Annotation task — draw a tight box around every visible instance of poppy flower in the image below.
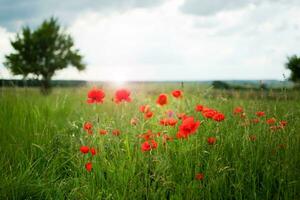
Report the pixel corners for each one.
[162,134,173,145]
[99,129,107,135]
[266,118,276,125]
[195,173,204,181]
[280,120,287,127]
[156,94,168,106]
[90,148,96,156]
[249,135,257,141]
[177,117,200,138]
[168,118,178,126]
[172,90,183,98]
[114,89,131,103]
[130,118,138,125]
[160,118,169,126]
[251,118,260,124]
[177,113,187,120]
[144,111,154,119]
[80,146,89,154]
[233,107,243,114]
[256,111,265,117]
[139,105,150,113]
[85,162,92,172]
[195,105,204,112]
[138,130,155,141]
[83,122,92,131]
[212,113,225,122]
[202,109,217,119]
[141,140,158,151]
[87,88,105,104]
[207,137,217,145]
[141,141,151,151]
[112,129,121,136]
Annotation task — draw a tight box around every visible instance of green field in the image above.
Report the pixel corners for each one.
[0,84,299,200]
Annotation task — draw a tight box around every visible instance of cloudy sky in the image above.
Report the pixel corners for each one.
[0,0,299,81]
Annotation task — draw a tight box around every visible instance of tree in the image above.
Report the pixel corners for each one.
[4,17,85,93]
[285,55,300,84]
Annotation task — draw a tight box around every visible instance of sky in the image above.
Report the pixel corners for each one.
[0,0,299,81]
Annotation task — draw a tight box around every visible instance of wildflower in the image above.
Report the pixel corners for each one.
[139,105,150,113]
[112,129,121,136]
[141,140,158,152]
[162,134,173,145]
[138,130,155,141]
[233,107,243,114]
[87,88,105,104]
[249,135,257,141]
[160,118,169,126]
[80,146,89,154]
[90,148,96,156]
[195,173,204,181]
[212,112,225,122]
[172,90,183,98]
[207,137,217,145]
[177,117,200,138]
[202,109,217,119]
[114,89,131,103]
[165,110,175,118]
[144,111,153,119]
[156,94,168,106]
[280,120,287,127]
[251,118,260,124]
[168,118,178,126]
[177,113,187,120]
[99,129,107,135]
[256,111,265,117]
[130,118,138,125]
[195,105,204,112]
[266,118,276,125]
[83,122,92,131]
[85,162,92,172]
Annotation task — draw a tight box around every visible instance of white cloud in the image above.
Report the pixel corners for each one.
[1,0,299,81]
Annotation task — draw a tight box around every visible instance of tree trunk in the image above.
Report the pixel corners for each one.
[41,75,51,95]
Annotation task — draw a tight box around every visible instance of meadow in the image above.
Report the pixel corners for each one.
[0,83,299,200]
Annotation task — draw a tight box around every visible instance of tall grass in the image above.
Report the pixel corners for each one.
[0,84,299,199]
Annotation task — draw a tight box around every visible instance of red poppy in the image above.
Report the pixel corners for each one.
[251,118,260,124]
[138,130,155,141]
[195,173,204,181]
[233,107,243,114]
[139,105,150,113]
[212,112,225,122]
[112,129,121,136]
[280,120,287,127]
[256,111,265,117]
[87,88,105,104]
[99,129,107,135]
[80,146,89,154]
[83,122,92,131]
[90,148,96,156]
[168,118,178,126]
[177,113,187,120]
[266,118,276,125]
[249,135,257,141]
[172,90,183,98]
[177,117,200,138]
[202,109,217,119]
[162,134,174,145]
[150,140,158,149]
[114,89,131,103]
[207,137,217,145]
[160,118,169,126]
[156,94,168,106]
[195,105,204,112]
[130,118,138,125]
[85,162,92,172]
[144,111,154,119]
[141,141,151,151]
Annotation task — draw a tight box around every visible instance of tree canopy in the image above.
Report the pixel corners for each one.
[4,17,85,93]
[285,55,300,83]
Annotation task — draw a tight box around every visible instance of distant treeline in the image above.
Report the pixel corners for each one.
[211,80,293,90]
[0,79,87,87]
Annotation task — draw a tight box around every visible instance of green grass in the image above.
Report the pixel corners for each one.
[0,84,299,199]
